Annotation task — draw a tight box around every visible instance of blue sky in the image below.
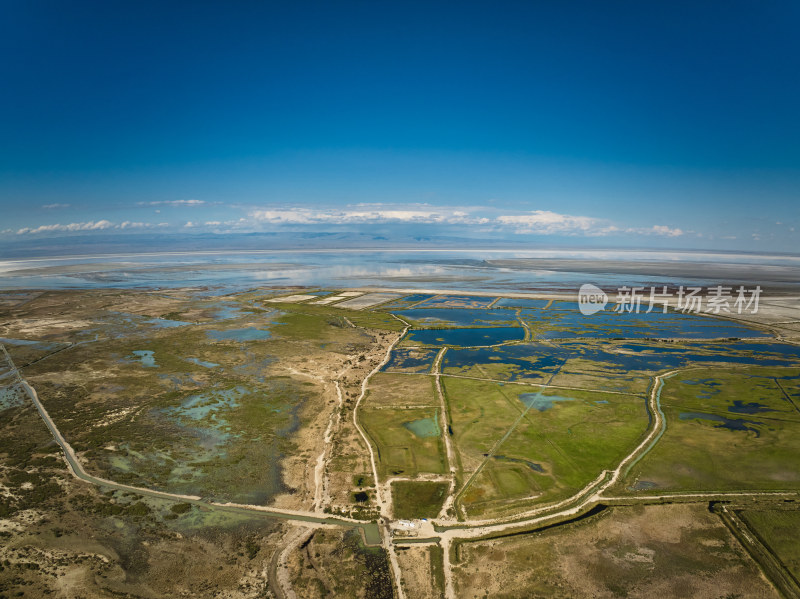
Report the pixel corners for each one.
[1,1,798,252]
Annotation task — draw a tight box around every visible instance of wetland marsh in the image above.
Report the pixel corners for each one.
[2,282,799,599]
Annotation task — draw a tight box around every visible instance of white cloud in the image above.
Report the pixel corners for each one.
[16,220,114,235]
[249,207,488,225]
[138,199,206,206]
[14,220,172,235]
[41,203,71,209]
[496,210,602,235]
[246,206,689,238]
[633,225,684,237]
[117,221,152,229]
[249,210,315,224]
[6,203,691,241]
[651,225,683,237]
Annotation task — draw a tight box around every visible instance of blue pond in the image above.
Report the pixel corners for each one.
[534,308,768,340]
[0,337,64,352]
[443,340,800,380]
[394,308,518,327]
[210,304,246,321]
[382,348,437,372]
[728,400,775,415]
[130,350,157,368]
[444,344,563,378]
[406,327,524,347]
[572,341,800,370]
[403,412,440,437]
[679,412,763,436]
[519,393,574,411]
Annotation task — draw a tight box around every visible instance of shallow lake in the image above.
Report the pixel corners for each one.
[679,411,763,436]
[394,308,518,327]
[382,348,437,372]
[131,350,157,367]
[0,337,64,352]
[519,393,574,411]
[443,344,563,378]
[403,412,440,437]
[727,400,776,415]
[534,308,768,339]
[443,339,800,379]
[405,327,524,347]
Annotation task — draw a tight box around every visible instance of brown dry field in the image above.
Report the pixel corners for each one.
[395,543,441,599]
[452,503,780,599]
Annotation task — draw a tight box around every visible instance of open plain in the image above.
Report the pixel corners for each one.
[1,284,799,598]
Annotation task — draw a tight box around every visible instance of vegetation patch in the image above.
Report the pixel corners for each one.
[391,481,449,519]
[625,367,800,494]
[360,407,447,477]
[737,508,800,582]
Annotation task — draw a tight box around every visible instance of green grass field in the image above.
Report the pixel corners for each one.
[359,407,447,477]
[623,367,800,494]
[391,480,449,519]
[263,301,406,333]
[442,377,527,477]
[456,385,648,517]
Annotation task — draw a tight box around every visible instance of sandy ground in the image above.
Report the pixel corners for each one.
[395,543,439,599]
[453,503,782,599]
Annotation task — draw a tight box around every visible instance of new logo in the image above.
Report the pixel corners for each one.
[578,283,608,316]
